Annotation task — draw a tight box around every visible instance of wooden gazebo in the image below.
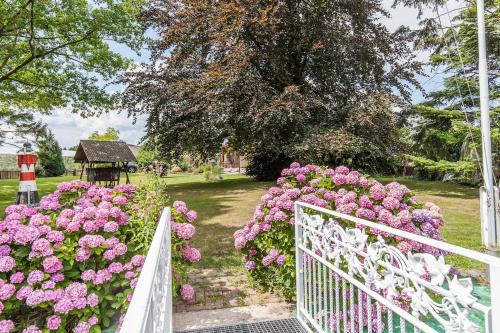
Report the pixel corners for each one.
[74,140,136,186]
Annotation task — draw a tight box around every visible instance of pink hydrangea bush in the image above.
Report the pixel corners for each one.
[0,180,200,332]
[234,163,448,300]
[169,201,200,301]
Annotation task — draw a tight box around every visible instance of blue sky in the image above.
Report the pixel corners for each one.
[1,1,460,153]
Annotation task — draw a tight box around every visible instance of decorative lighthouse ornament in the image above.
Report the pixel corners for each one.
[16,141,39,206]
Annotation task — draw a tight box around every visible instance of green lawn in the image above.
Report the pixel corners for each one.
[0,173,253,214]
[0,173,484,271]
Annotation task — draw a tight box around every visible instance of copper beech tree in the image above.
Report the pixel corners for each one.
[123,0,422,179]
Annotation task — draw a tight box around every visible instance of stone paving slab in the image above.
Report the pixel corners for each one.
[174,268,284,313]
[173,303,296,331]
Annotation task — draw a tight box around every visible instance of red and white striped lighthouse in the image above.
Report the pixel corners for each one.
[16,141,39,206]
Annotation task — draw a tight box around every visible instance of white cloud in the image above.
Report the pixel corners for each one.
[36,109,147,149]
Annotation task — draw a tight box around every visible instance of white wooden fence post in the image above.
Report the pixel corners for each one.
[121,208,172,333]
[489,263,500,332]
[295,203,304,324]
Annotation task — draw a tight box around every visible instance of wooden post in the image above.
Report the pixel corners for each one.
[123,162,130,184]
[80,162,85,180]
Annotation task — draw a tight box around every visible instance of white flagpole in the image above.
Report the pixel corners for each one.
[477,0,500,256]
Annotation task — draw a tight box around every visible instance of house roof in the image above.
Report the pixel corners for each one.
[127,144,141,157]
[74,140,136,163]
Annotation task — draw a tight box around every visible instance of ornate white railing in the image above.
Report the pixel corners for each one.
[294,202,500,333]
[121,207,173,333]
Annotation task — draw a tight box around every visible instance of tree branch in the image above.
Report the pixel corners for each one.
[53,52,94,68]
[5,76,62,91]
[28,0,35,53]
[0,30,94,82]
[0,0,34,35]
[0,34,18,72]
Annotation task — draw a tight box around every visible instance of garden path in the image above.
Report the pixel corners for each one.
[167,175,295,327]
[174,268,284,312]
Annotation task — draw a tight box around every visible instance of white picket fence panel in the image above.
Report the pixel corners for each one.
[121,207,173,333]
[294,201,500,333]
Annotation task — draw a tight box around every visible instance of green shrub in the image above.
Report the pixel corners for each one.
[405,154,479,184]
[37,130,66,177]
[136,149,156,168]
[180,162,190,172]
[202,164,222,182]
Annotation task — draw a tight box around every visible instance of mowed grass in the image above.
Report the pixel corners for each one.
[0,173,247,215]
[0,173,484,271]
[166,176,272,270]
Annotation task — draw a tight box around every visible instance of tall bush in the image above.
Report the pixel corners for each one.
[234,163,449,300]
[37,131,65,177]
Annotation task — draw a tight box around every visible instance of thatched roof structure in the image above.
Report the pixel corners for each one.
[74,140,136,164]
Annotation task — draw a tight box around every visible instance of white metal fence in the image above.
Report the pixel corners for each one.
[294,202,500,333]
[121,207,173,333]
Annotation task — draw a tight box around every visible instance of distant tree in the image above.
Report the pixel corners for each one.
[123,0,421,180]
[88,128,121,141]
[136,148,156,168]
[399,0,499,182]
[0,0,145,142]
[37,130,65,177]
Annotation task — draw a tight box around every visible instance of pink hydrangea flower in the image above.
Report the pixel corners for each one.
[296,174,306,183]
[9,272,24,284]
[73,321,91,333]
[75,248,91,262]
[173,201,188,214]
[180,284,195,301]
[103,221,119,233]
[86,293,99,307]
[108,262,123,273]
[186,210,197,223]
[0,320,14,333]
[0,284,15,301]
[27,270,45,285]
[245,261,256,271]
[182,246,201,263]
[46,315,61,330]
[65,282,87,299]
[369,185,386,201]
[42,256,63,273]
[174,223,196,240]
[0,256,15,272]
[50,273,64,283]
[16,285,33,300]
[22,325,42,333]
